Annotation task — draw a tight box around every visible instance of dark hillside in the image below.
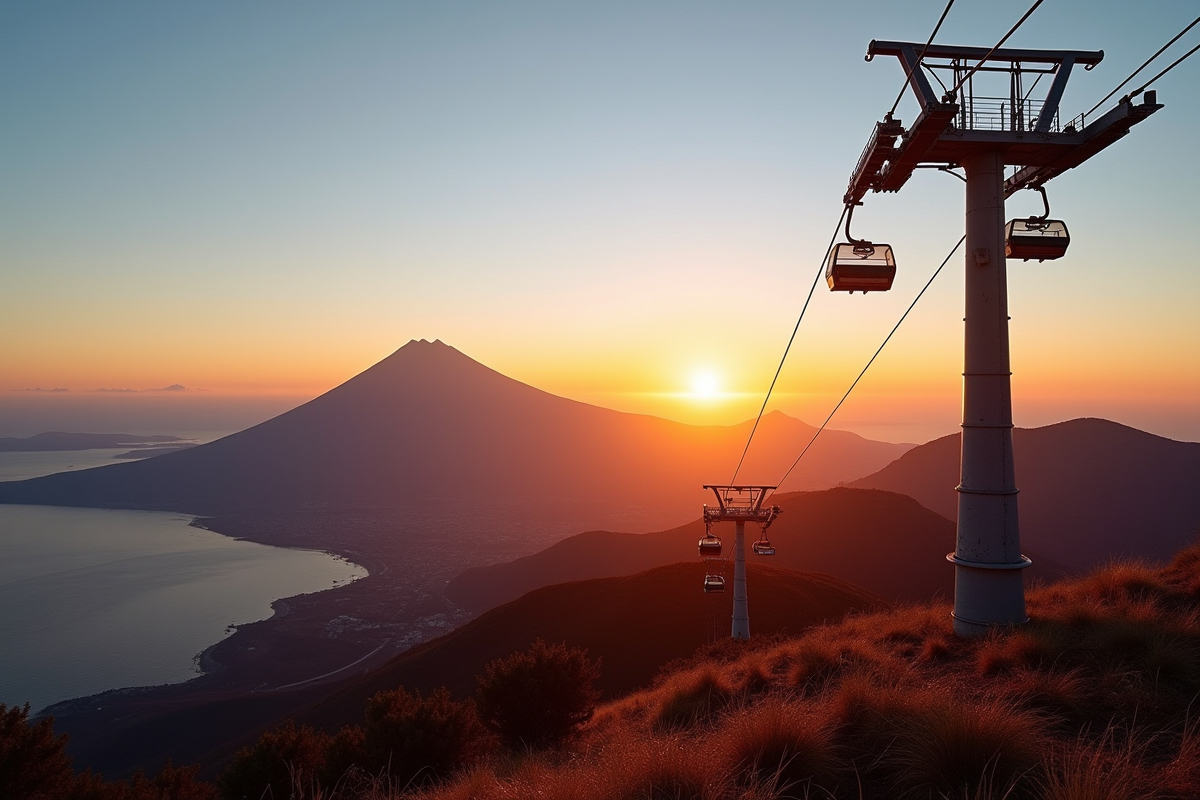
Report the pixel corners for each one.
[299,561,881,730]
[445,487,1068,612]
[47,561,879,779]
[410,546,1200,800]
[851,418,1200,570]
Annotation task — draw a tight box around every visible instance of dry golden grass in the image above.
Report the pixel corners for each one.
[883,697,1042,799]
[382,545,1200,800]
[714,697,839,794]
[1037,729,1156,800]
[1158,718,1200,799]
[652,666,740,732]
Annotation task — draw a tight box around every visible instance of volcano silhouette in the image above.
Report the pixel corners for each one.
[0,340,909,527]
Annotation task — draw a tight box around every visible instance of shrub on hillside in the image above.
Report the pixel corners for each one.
[0,706,216,800]
[73,761,217,800]
[476,639,601,748]
[320,724,368,787]
[0,704,73,800]
[359,687,493,787]
[218,720,330,800]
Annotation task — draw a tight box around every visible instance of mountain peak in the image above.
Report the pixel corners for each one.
[397,337,452,353]
[0,342,912,519]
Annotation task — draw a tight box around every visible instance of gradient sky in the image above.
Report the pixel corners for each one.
[2,1,1197,443]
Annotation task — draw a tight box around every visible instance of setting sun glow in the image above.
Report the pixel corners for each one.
[691,372,720,398]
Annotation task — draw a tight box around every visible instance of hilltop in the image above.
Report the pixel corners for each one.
[851,418,1200,569]
[404,546,1200,800]
[444,487,1068,613]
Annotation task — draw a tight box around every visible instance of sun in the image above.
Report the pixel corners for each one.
[691,372,720,398]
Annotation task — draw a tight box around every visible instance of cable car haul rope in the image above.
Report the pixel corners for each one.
[774,234,965,490]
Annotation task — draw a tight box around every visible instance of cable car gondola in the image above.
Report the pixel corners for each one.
[1005,186,1070,262]
[752,539,775,556]
[827,204,896,293]
[698,534,723,558]
[703,574,726,593]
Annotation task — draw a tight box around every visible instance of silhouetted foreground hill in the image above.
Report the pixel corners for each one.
[851,418,1200,570]
[406,548,1200,800]
[48,561,879,779]
[445,488,1068,613]
[298,561,882,731]
[24,546,1200,799]
[0,340,908,530]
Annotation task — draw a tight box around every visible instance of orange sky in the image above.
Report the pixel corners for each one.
[2,2,1197,443]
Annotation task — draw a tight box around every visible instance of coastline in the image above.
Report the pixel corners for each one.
[0,504,366,716]
[36,506,488,778]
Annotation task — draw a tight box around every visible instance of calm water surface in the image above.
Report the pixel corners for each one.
[0,431,224,481]
[0,449,147,481]
[0,504,365,713]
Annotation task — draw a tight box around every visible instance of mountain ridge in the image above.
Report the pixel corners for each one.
[850,417,1200,568]
[443,487,1069,612]
[0,339,911,531]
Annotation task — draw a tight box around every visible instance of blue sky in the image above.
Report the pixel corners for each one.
[2,1,1197,442]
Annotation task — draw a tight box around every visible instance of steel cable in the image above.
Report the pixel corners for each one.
[772,234,966,492]
[887,0,957,117]
[1085,15,1200,119]
[728,205,849,485]
[949,0,1045,97]
[1128,40,1200,98]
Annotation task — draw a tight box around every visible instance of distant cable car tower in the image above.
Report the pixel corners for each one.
[700,485,780,639]
[843,40,1163,636]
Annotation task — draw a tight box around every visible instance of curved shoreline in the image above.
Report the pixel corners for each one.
[3,505,366,715]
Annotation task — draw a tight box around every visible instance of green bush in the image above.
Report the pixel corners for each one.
[476,639,601,748]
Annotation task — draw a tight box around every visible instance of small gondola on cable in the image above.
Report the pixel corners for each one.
[1006,186,1070,262]
[827,203,896,293]
[698,533,723,558]
[697,487,781,593]
[752,535,776,557]
[699,522,726,592]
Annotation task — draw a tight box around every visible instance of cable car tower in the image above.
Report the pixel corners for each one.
[700,485,781,640]
[843,40,1163,636]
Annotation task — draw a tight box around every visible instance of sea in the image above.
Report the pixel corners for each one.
[0,448,366,714]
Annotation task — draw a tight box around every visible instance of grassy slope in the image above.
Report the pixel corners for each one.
[415,545,1200,800]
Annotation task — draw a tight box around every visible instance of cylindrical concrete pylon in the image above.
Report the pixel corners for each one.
[732,521,749,639]
[950,150,1032,637]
